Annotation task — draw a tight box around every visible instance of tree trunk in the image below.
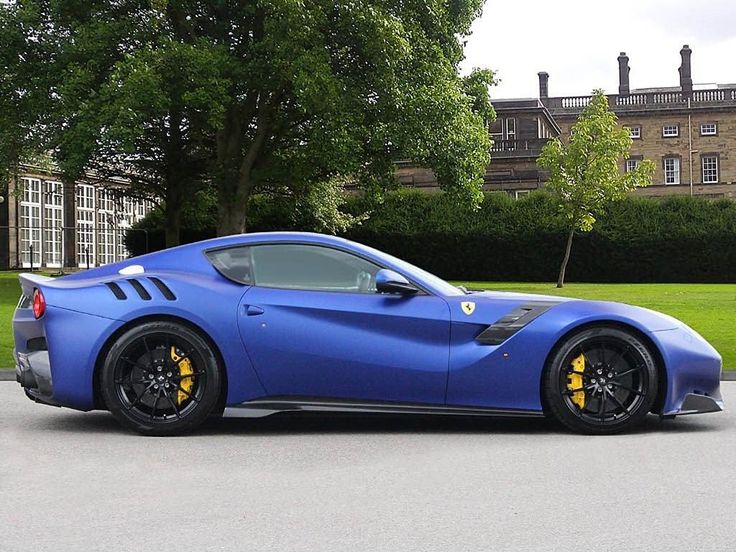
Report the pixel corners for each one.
[163,185,183,248]
[216,185,251,236]
[164,207,181,249]
[557,227,575,288]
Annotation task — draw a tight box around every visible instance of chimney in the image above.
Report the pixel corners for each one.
[618,52,630,96]
[538,72,549,99]
[679,44,693,98]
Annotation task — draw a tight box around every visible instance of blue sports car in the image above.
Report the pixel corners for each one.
[14,232,723,435]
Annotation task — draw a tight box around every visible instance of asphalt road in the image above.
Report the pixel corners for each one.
[2,383,735,552]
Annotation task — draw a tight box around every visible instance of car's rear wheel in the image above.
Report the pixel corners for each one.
[543,326,658,435]
[101,321,222,436]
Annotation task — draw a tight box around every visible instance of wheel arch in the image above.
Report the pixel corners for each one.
[92,314,229,411]
[539,320,668,416]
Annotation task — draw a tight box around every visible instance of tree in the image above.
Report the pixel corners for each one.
[176,0,494,235]
[1,1,494,242]
[0,1,231,247]
[538,90,654,288]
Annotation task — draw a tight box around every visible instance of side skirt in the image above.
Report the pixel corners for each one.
[224,397,545,419]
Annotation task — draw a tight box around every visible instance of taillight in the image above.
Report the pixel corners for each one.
[32,288,46,319]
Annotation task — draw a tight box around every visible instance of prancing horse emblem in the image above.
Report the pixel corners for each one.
[461,301,476,316]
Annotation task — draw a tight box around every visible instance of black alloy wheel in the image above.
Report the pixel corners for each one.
[101,321,222,436]
[543,326,659,434]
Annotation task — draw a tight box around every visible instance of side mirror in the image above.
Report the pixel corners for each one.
[375,269,419,295]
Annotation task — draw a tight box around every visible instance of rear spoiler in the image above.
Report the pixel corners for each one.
[18,273,55,298]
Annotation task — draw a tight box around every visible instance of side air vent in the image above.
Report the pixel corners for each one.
[127,279,152,300]
[147,277,176,301]
[476,302,558,345]
[105,282,127,300]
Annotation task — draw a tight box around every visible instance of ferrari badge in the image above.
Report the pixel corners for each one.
[461,301,476,316]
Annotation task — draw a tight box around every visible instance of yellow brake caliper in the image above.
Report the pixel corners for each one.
[567,353,586,409]
[171,347,194,406]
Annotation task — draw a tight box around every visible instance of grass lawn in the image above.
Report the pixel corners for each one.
[457,282,736,370]
[0,272,734,370]
[0,272,21,369]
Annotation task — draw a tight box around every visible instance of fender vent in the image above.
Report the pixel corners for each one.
[105,282,127,300]
[476,302,558,345]
[147,277,176,300]
[127,279,152,300]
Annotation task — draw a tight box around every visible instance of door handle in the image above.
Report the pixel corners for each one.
[245,305,265,316]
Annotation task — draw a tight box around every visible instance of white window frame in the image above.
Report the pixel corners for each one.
[42,180,64,268]
[625,159,641,173]
[96,189,118,266]
[662,124,679,137]
[506,118,516,140]
[489,119,503,141]
[513,190,530,200]
[20,178,42,268]
[700,123,717,136]
[628,126,641,139]
[702,155,719,184]
[76,184,96,268]
[664,157,681,185]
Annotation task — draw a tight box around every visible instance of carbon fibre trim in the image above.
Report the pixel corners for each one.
[225,397,544,419]
[476,301,558,345]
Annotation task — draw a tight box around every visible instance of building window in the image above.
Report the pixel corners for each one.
[97,189,118,266]
[625,159,641,173]
[42,181,64,268]
[20,178,42,268]
[700,123,717,136]
[76,184,96,267]
[489,120,503,140]
[664,157,681,185]
[702,155,719,184]
[506,118,516,140]
[628,126,641,139]
[662,125,679,137]
[511,190,530,200]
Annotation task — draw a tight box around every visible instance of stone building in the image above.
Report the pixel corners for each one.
[399,45,736,198]
[0,168,155,270]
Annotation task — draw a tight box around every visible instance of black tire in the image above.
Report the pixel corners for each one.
[101,321,222,436]
[542,326,659,435]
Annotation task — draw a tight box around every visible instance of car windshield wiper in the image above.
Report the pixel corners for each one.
[457,285,471,294]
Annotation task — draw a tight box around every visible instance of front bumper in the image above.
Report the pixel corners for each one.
[676,392,724,415]
[15,350,60,407]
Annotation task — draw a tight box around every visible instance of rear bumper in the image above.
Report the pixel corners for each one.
[15,350,60,407]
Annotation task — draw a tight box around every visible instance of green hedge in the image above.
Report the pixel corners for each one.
[126,191,736,283]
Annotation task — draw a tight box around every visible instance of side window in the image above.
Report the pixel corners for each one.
[206,247,254,284]
[206,244,383,293]
[250,244,381,293]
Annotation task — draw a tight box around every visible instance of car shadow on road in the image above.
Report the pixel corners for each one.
[32,410,723,437]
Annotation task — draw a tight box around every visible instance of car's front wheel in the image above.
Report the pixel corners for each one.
[543,326,659,435]
[101,320,222,436]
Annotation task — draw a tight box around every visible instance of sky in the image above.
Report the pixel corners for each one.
[461,0,736,99]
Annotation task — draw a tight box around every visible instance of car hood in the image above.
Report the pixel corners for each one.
[468,290,574,304]
[449,290,681,333]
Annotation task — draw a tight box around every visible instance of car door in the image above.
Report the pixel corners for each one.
[225,243,451,404]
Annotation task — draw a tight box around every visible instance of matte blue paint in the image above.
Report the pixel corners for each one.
[12,232,722,419]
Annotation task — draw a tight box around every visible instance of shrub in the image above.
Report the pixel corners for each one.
[126,190,736,283]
